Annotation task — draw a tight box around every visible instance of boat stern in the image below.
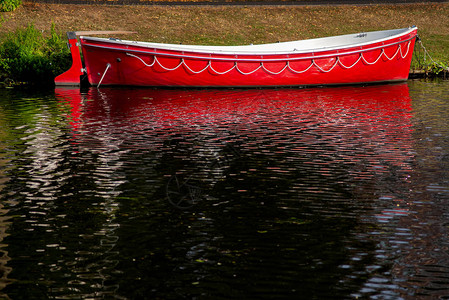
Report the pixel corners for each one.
[55,32,84,86]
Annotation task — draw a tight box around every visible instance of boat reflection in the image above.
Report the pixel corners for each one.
[56,84,412,130]
[53,84,418,298]
[56,83,413,210]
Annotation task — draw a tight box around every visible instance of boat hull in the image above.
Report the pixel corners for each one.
[70,28,417,87]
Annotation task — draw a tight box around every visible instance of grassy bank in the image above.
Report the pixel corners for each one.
[0,2,448,84]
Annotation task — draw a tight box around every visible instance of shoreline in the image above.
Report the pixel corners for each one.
[1,2,448,84]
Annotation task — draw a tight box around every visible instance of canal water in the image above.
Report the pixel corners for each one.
[0,80,448,299]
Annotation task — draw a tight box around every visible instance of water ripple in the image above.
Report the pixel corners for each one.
[0,82,448,298]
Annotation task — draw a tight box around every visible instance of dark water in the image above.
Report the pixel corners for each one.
[0,80,448,299]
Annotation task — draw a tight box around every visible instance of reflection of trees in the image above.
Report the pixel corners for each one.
[164,136,240,209]
[384,80,449,298]
[0,91,124,298]
[113,125,386,297]
[0,110,12,299]
[105,84,414,298]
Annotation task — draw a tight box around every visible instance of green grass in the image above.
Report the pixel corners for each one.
[0,0,21,12]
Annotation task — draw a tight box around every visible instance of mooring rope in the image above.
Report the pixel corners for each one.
[417,38,449,72]
[125,40,412,76]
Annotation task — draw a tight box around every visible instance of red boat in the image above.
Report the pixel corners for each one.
[55,27,418,87]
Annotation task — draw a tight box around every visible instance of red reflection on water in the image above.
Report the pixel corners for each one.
[55,84,414,193]
[55,83,412,130]
[53,84,424,298]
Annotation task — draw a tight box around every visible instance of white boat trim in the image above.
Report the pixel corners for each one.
[81,34,415,63]
[81,27,416,56]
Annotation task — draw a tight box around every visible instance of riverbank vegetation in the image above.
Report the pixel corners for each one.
[0,24,71,86]
[0,0,21,12]
[0,2,448,85]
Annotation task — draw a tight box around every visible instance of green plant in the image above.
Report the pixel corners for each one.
[411,42,449,77]
[0,23,71,85]
[46,23,73,80]
[424,60,449,75]
[0,0,21,12]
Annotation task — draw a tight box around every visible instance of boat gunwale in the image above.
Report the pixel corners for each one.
[80,27,416,56]
[81,33,417,63]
